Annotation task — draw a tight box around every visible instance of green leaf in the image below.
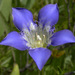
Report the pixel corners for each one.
[20,0,28,5]
[26,0,35,9]
[0,0,2,5]
[20,0,35,9]
[0,57,11,67]
[0,0,12,36]
[0,14,9,36]
[14,50,27,68]
[51,0,54,4]
[10,64,20,75]
[64,55,73,69]
[0,0,12,21]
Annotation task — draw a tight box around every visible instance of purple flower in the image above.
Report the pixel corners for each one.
[0,4,75,70]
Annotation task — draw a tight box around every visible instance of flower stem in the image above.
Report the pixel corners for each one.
[42,68,44,75]
[38,68,44,75]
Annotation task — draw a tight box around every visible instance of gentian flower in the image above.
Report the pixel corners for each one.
[0,4,75,70]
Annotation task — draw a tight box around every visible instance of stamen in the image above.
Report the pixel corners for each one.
[37,35,42,41]
[21,22,53,48]
[43,35,45,38]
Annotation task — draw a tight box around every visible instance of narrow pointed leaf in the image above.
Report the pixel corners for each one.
[10,64,20,75]
[0,0,12,21]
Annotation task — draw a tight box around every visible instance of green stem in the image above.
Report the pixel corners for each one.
[38,68,44,75]
[38,70,40,75]
[42,68,44,75]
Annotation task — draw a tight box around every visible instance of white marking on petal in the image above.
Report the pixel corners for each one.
[48,40,51,45]
[45,25,51,32]
[30,22,36,30]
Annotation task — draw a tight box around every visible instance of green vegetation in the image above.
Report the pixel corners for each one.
[0,0,75,75]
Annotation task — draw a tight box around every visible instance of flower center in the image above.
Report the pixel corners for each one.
[22,22,53,48]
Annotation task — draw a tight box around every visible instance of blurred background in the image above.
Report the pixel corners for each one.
[0,0,75,75]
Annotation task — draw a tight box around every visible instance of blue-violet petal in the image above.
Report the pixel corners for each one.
[38,4,59,27]
[29,48,52,70]
[0,31,29,50]
[12,8,33,31]
[51,29,75,46]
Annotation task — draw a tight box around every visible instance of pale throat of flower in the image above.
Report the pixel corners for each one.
[21,22,52,48]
